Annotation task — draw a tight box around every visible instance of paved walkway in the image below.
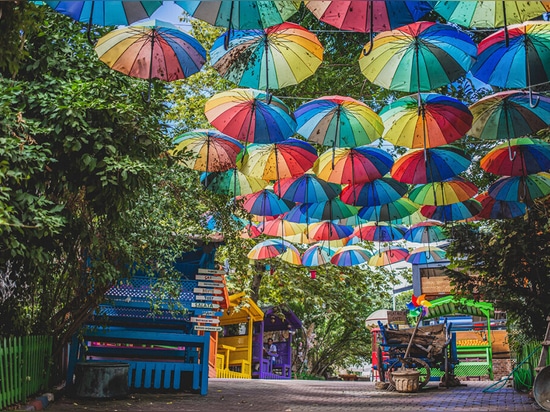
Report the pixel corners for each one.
[49,379,541,411]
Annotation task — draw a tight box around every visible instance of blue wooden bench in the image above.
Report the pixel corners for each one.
[67,268,224,396]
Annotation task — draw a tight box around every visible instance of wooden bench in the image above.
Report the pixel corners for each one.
[67,272,224,396]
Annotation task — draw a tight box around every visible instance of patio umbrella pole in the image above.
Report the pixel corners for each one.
[143,30,156,103]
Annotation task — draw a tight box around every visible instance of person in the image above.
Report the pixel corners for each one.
[264,338,277,365]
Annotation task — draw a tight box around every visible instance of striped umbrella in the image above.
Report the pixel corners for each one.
[274,174,342,204]
[331,245,373,267]
[368,246,409,267]
[420,199,483,222]
[301,244,335,267]
[340,177,409,207]
[474,192,527,220]
[201,168,269,196]
[307,221,354,241]
[358,197,420,222]
[404,221,448,244]
[248,239,290,260]
[406,246,447,264]
[242,189,295,216]
[488,172,550,204]
[353,222,406,242]
[480,138,550,177]
[409,177,478,206]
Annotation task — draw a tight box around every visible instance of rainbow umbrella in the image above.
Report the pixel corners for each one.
[306,1,432,33]
[170,130,243,173]
[331,245,373,267]
[46,1,162,26]
[358,197,420,222]
[409,177,479,206]
[420,199,483,222]
[210,22,324,91]
[261,216,306,238]
[340,177,409,207]
[278,243,302,265]
[474,192,527,220]
[313,146,394,185]
[242,189,295,216]
[238,139,318,181]
[391,145,471,184]
[307,221,354,241]
[200,168,269,196]
[283,204,321,224]
[204,88,296,145]
[434,1,550,29]
[301,244,335,267]
[380,93,473,149]
[404,221,448,243]
[488,172,550,204]
[470,21,550,107]
[480,138,550,177]
[353,222,406,242]
[241,223,262,239]
[406,246,447,264]
[247,239,290,260]
[176,1,300,30]
[274,174,341,204]
[359,21,476,93]
[368,246,409,267]
[469,90,550,141]
[299,198,359,221]
[294,95,384,148]
[95,20,206,102]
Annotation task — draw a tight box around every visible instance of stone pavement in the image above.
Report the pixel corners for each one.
[48,379,541,412]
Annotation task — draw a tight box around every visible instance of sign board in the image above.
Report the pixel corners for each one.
[198,281,224,288]
[387,310,408,324]
[196,274,224,282]
[190,317,220,324]
[193,310,222,317]
[193,287,222,295]
[191,302,220,309]
[195,295,224,302]
[198,268,225,275]
[194,325,223,332]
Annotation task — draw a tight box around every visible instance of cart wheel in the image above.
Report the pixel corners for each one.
[387,357,431,388]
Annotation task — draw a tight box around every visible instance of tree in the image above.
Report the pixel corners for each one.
[446,197,550,342]
[0,6,228,382]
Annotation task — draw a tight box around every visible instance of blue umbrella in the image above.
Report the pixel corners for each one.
[420,199,482,222]
[273,174,341,204]
[46,1,162,26]
[242,189,294,216]
[340,177,408,207]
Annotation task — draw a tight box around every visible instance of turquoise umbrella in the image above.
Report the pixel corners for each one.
[177,1,300,30]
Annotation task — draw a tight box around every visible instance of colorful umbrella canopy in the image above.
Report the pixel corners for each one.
[434,1,550,29]
[242,189,295,216]
[474,192,528,220]
[420,199,483,222]
[170,130,243,172]
[340,177,409,207]
[313,146,394,185]
[210,22,324,91]
[247,238,290,260]
[488,172,550,204]
[368,246,409,267]
[299,198,359,221]
[404,221,448,243]
[380,93,473,149]
[353,222,406,242]
[406,246,447,264]
[470,21,550,104]
[200,168,269,196]
[480,138,550,177]
[331,245,373,266]
[283,204,321,224]
[274,174,341,204]
[261,216,306,238]
[409,177,479,206]
[95,20,206,101]
[204,88,296,145]
[294,95,384,148]
[469,90,550,141]
[278,243,302,265]
[357,197,420,222]
[176,1,300,30]
[46,1,162,26]
[307,221,354,241]
[358,21,477,93]
[301,244,335,267]
[306,1,433,33]
[391,145,471,184]
[238,139,318,181]
[241,223,262,239]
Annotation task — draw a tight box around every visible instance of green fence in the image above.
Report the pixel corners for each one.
[0,335,52,410]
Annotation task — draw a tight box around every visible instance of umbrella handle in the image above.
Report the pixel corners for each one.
[86,2,96,45]
[529,87,540,109]
[507,140,517,161]
[141,81,152,104]
[361,0,375,57]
